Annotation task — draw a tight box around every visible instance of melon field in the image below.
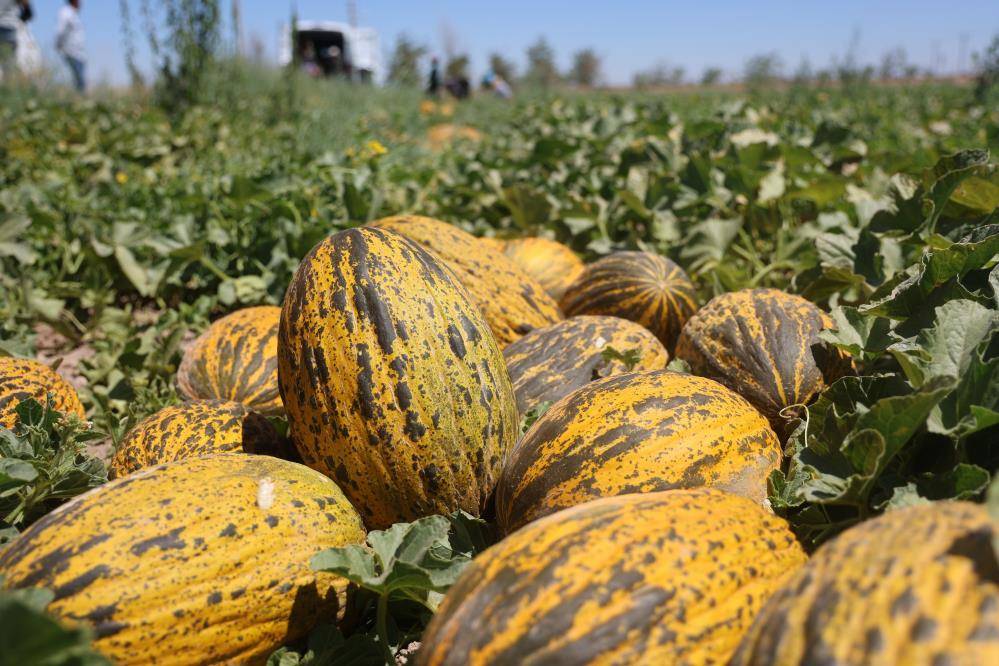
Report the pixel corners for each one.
[1,80,998,665]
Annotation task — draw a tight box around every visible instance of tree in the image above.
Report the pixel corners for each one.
[123,0,222,113]
[743,52,783,88]
[974,33,999,102]
[568,48,601,87]
[700,67,722,86]
[488,53,516,82]
[524,37,560,88]
[386,34,427,86]
[445,54,470,81]
[632,62,684,89]
[879,47,908,80]
[792,58,813,87]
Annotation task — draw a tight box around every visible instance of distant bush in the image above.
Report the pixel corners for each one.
[633,62,685,89]
[743,52,783,89]
[975,34,999,102]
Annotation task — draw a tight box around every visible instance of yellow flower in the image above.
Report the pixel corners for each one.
[366,139,388,156]
[115,171,129,185]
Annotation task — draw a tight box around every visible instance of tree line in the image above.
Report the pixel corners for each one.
[387,36,602,89]
[389,32,999,94]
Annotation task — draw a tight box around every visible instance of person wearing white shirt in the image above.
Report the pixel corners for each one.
[55,0,85,91]
[0,0,30,79]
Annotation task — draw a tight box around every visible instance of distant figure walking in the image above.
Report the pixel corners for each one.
[0,0,30,81]
[427,56,440,96]
[482,70,513,99]
[55,0,85,92]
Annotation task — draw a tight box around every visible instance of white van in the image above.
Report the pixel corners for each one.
[278,20,381,83]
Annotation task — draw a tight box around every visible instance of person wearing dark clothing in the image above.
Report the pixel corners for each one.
[427,56,440,96]
[445,76,470,99]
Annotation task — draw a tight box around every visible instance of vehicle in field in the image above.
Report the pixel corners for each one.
[278,20,381,82]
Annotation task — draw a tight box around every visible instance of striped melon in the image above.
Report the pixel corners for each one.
[501,237,585,301]
[108,400,289,479]
[177,306,283,416]
[370,216,562,346]
[278,227,518,529]
[419,489,807,665]
[0,357,85,428]
[559,251,698,352]
[732,501,999,665]
[503,315,669,415]
[675,288,850,434]
[0,454,366,665]
[496,369,781,533]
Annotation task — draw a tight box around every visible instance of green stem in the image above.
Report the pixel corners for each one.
[198,256,231,282]
[749,260,796,287]
[376,593,394,665]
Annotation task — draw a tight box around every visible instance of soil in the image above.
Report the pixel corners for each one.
[33,323,93,392]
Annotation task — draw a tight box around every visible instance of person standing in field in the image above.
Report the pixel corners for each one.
[427,56,440,96]
[0,0,30,81]
[55,0,85,92]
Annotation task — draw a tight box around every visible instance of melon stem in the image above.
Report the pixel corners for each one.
[377,593,394,664]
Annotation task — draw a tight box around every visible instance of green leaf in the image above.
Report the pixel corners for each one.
[520,400,553,435]
[599,345,642,372]
[0,459,39,493]
[446,510,494,558]
[0,587,109,666]
[0,216,38,265]
[757,163,785,203]
[114,245,158,297]
[788,375,953,507]
[503,185,554,231]
[1,399,107,530]
[990,265,999,308]
[924,150,991,231]
[665,357,691,374]
[888,299,996,388]
[882,483,930,511]
[788,175,847,205]
[311,514,471,601]
[950,175,999,214]
[679,217,742,268]
[861,227,999,319]
[820,306,894,358]
[868,173,928,234]
[916,463,990,501]
[266,625,383,666]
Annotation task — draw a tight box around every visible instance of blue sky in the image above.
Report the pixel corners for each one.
[24,1,999,86]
